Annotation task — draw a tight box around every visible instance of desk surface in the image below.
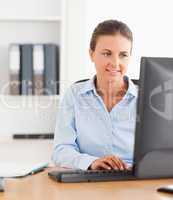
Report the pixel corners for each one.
[1,168,173,200]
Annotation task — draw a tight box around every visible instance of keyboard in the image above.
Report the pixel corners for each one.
[48,169,136,183]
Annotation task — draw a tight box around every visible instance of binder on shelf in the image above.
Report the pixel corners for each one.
[44,44,59,95]
[9,44,20,95]
[33,44,44,95]
[20,44,33,95]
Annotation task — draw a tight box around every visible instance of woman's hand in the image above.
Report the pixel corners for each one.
[89,155,128,170]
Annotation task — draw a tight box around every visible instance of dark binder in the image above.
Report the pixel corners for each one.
[44,44,59,95]
[20,44,33,95]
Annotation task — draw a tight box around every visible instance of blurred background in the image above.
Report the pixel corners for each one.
[0,0,172,165]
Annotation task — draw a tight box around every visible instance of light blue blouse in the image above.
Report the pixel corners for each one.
[52,76,138,170]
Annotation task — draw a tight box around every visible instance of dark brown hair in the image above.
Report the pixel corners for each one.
[90,19,133,51]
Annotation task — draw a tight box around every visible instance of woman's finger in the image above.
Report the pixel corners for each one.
[111,156,127,170]
[103,158,118,170]
[95,161,112,170]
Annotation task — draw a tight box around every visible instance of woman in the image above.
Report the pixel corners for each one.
[52,19,138,171]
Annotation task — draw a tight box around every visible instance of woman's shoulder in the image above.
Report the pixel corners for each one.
[59,79,91,105]
[70,78,92,95]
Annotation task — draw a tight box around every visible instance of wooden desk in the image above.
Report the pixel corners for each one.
[1,169,173,200]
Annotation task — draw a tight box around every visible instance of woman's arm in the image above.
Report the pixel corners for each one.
[52,86,98,170]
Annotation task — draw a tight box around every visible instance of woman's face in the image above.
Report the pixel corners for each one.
[89,34,132,82]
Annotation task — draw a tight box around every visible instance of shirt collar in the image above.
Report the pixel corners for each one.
[78,75,97,95]
[78,75,138,98]
[124,76,138,98]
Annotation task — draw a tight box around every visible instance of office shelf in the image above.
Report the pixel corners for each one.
[0,0,64,96]
[0,0,86,138]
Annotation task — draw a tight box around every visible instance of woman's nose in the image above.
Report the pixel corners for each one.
[110,56,120,67]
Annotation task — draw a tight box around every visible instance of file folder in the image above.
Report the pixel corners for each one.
[9,44,20,95]
[33,44,44,95]
[20,44,33,95]
[44,44,59,95]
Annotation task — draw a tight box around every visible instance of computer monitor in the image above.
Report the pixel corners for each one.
[134,57,173,178]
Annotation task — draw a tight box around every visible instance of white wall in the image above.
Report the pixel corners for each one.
[61,0,87,89]
[0,0,61,18]
[84,0,173,79]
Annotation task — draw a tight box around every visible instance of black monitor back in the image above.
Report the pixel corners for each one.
[134,57,173,179]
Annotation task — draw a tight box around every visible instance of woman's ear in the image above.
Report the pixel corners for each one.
[89,49,94,62]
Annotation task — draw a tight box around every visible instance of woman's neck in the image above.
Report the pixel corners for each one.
[95,76,128,112]
[95,76,128,98]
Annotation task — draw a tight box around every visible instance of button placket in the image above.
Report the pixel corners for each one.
[92,94,115,153]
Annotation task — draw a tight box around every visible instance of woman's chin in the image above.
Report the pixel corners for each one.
[106,73,123,81]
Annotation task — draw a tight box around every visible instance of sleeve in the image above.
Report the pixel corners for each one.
[51,86,98,170]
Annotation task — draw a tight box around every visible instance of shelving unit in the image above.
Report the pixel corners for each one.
[0,0,87,138]
[0,0,62,138]
[0,0,63,95]
[0,0,87,96]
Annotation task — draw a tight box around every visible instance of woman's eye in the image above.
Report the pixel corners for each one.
[102,52,111,57]
[120,54,128,58]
